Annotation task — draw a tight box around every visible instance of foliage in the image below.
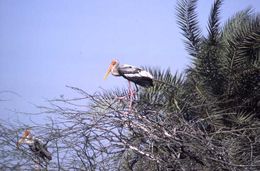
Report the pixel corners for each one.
[0,0,259,170]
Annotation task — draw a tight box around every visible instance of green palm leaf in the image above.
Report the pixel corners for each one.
[176,0,202,57]
[207,0,223,44]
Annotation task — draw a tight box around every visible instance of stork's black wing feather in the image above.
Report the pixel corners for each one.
[118,65,154,87]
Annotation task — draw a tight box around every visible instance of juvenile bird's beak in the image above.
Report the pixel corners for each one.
[103,64,113,80]
[17,138,24,149]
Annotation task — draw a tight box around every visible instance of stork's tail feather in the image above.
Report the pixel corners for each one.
[40,146,52,161]
[42,149,52,161]
[46,152,52,161]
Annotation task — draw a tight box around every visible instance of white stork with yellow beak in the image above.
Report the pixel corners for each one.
[17,130,52,163]
[104,59,154,108]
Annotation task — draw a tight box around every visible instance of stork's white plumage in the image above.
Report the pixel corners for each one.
[17,130,52,163]
[104,59,154,110]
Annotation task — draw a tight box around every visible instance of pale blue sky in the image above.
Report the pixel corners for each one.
[0,0,259,122]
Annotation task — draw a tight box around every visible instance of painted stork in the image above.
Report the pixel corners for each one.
[104,59,154,108]
[17,129,52,167]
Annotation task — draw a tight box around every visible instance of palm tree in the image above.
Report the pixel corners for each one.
[175,0,260,169]
[177,0,260,125]
[120,0,260,170]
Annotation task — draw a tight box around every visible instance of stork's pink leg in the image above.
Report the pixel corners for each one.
[128,81,134,110]
[128,80,131,98]
[114,81,135,113]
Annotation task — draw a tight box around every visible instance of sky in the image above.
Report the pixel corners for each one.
[0,0,259,122]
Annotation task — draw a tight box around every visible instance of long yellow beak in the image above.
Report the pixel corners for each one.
[103,64,112,80]
[17,138,24,149]
[17,129,30,149]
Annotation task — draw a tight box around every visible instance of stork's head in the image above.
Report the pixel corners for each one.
[103,59,118,80]
[17,129,31,149]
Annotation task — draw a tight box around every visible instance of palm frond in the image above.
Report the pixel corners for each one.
[221,8,253,40]
[221,8,259,71]
[176,0,202,57]
[207,0,223,44]
[220,10,260,104]
[236,30,260,69]
[137,67,184,112]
